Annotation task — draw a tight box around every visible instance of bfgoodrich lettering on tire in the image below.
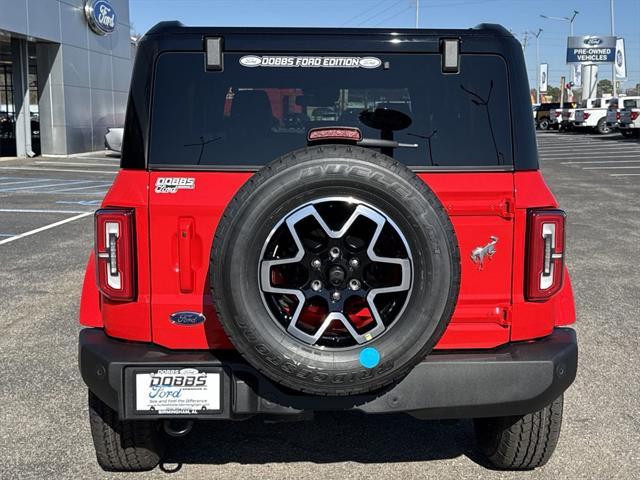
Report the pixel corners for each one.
[211,145,460,396]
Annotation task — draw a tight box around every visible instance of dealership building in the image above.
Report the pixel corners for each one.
[0,0,132,157]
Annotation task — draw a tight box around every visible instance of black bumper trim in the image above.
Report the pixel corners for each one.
[79,327,577,420]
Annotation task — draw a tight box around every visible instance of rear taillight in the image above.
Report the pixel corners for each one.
[583,112,590,119]
[616,112,621,120]
[631,112,639,121]
[95,208,136,301]
[525,209,566,302]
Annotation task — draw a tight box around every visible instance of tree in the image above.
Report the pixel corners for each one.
[546,85,561,102]
[597,79,613,96]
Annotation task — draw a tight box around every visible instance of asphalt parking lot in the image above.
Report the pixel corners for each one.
[1,133,639,479]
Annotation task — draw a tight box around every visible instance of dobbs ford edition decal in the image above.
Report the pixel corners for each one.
[239,55,382,69]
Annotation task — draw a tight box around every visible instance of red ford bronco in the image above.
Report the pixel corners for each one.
[79,22,578,472]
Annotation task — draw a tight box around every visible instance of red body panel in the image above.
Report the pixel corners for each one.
[79,170,153,342]
[79,253,102,328]
[79,168,575,350]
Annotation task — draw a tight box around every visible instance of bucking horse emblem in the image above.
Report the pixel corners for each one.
[471,236,499,270]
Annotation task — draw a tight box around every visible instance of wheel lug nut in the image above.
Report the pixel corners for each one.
[349,258,360,269]
[329,247,341,260]
[331,291,341,302]
[311,280,323,292]
[349,279,361,291]
[311,258,322,269]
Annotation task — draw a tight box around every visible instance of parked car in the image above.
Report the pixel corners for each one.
[104,127,124,152]
[618,99,640,138]
[606,98,621,129]
[573,97,616,134]
[554,103,578,131]
[79,22,577,473]
[535,102,562,130]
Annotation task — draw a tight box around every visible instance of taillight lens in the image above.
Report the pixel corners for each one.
[526,209,566,302]
[583,112,590,119]
[95,208,136,301]
[631,111,639,121]
[616,112,621,120]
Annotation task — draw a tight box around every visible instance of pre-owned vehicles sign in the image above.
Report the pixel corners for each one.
[566,36,617,64]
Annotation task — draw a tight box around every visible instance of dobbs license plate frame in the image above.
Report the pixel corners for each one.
[126,366,225,418]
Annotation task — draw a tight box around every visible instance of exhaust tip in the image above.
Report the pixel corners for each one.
[163,419,193,437]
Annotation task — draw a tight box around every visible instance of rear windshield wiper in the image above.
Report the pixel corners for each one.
[357,138,418,149]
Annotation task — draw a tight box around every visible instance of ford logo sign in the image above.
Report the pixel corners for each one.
[239,55,263,67]
[84,0,116,36]
[170,311,206,326]
[358,57,383,69]
[583,37,603,46]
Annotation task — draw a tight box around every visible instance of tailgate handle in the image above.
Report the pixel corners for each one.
[178,218,194,293]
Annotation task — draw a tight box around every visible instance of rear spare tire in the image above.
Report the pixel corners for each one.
[211,145,460,395]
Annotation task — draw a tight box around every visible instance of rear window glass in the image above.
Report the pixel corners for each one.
[623,99,638,109]
[149,52,513,169]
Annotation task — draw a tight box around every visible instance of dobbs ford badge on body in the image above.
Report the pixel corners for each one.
[84,0,116,35]
[239,55,382,69]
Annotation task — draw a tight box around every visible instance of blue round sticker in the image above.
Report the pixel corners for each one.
[359,347,380,369]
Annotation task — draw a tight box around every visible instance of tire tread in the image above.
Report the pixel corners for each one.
[474,395,564,470]
[88,391,164,472]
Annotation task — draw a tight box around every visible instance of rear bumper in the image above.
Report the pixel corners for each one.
[79,327,577,421]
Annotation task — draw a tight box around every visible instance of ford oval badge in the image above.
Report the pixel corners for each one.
[170,311,206,326]
[84,0,117,36]
[583,37,603,47]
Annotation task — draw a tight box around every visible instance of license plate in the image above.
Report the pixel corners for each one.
[135,368,221,415]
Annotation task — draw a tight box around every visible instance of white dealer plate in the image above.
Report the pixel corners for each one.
[135,368,221,414]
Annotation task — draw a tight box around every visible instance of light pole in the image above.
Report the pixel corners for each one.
[528,29,543,104]
[610,0,616,96]
[415,0,420,28]
[541,10,579,86]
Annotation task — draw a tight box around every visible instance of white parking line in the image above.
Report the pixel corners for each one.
[610,173,640,176]
[53,183,113,192]
[35,161,119,167]
[0,178,54,186]
[561,159,640,165]
[541,154,640,160]
[0,180,93,192]
[0,212,92,246]
[0,208,90,214]
[538,146,640,152]
[0,166,117,174]
[583,166,640,170]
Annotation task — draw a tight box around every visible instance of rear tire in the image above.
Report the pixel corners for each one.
[538,117,550,130]
[474,395,564,470]
[596,118,610,135]
[88,391,165,472]
[211,145,460,396]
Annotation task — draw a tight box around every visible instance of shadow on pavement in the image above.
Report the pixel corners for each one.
[160,412,491,469]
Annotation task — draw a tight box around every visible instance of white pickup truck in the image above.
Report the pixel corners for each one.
[619,97,640,138]
[573,97,616,134]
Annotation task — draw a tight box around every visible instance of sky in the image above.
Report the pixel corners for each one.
[129,0,640,91]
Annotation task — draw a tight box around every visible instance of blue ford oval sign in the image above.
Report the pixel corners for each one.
[84,0,116,36]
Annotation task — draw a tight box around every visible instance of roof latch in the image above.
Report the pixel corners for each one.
[205,37,223,71]
[441,38,460,73]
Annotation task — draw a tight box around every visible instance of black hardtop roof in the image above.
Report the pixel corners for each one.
[122,21,538,172]
[146,21,513,39]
